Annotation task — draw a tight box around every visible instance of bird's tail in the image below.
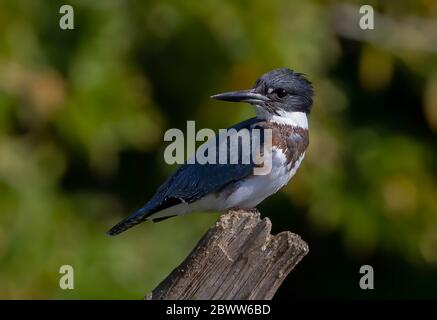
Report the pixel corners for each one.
[106,207,149,236]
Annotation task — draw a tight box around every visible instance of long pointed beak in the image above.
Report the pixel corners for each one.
[211,89,269,104]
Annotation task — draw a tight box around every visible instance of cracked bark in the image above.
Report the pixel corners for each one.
[145,208,308,300]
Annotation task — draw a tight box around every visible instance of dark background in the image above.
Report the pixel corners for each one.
[0,0,436,299]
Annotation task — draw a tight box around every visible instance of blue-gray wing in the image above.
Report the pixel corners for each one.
[107,117,264,235]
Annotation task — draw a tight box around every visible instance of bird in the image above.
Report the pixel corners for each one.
[107,68,313,236]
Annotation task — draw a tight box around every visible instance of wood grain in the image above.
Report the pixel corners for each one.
[146,208,308,300]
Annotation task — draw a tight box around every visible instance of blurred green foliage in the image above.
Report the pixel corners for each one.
[0,0,436,298]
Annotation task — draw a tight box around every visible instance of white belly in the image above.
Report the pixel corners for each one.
[147,149,305,220]
[222,149,305,208]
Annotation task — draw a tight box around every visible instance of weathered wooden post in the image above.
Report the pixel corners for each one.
[146,208,308,300]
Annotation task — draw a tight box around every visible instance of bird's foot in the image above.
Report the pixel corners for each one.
[227,207,258,214]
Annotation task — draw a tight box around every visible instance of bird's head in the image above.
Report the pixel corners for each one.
[211,68,314,116]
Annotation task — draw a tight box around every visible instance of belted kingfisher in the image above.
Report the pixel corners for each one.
[107,68,313,236]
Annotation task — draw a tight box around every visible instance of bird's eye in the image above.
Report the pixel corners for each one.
[273,88,287,98]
